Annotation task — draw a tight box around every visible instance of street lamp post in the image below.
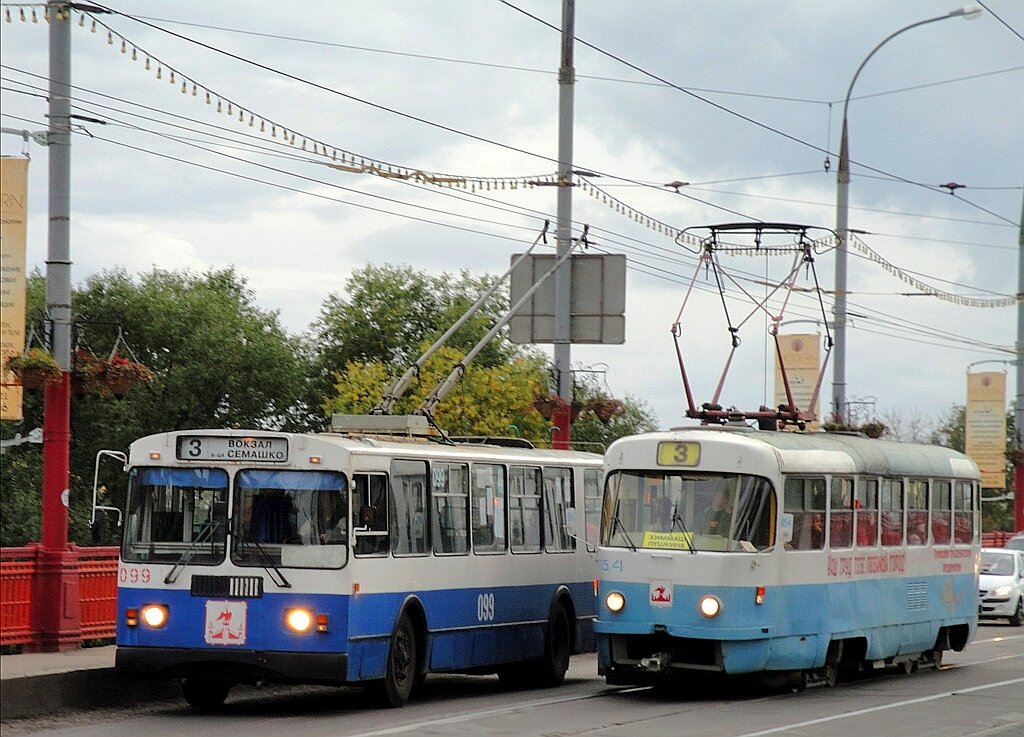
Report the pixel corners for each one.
[832,5,981,425]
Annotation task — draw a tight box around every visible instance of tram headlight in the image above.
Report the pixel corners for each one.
[605,591,626,613]
[140,604,168,629]
[698,595,721,619]
[286,607,314,634]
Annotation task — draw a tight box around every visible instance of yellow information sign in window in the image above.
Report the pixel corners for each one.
[657,441,700,466]
[642,531,693,550]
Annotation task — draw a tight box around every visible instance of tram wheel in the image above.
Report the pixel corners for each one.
[376,613,418,708]
[537,604,571,688]
[181,678,231,710]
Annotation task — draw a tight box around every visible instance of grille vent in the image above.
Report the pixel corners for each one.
[191,575,263,598]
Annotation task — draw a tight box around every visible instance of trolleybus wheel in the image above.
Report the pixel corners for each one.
[181,678,231,710]
[537,604,571,688]
[376,613,417,708]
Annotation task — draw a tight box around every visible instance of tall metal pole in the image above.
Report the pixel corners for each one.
[1015,183,1024,532]
[551,0,575,449]
[32,0,80,652]
[833,6,981,426]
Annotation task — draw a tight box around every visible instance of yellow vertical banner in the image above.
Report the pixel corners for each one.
[774,333,821,431]
[1,157,29,421]
[965,371,1006,489]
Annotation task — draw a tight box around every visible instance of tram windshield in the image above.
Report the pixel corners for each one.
[602,470,775,552]
[232,469,349,569]
[123,467,229,564]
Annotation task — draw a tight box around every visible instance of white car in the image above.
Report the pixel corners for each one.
[978,547,1024,626]
[1004,533,1024,552]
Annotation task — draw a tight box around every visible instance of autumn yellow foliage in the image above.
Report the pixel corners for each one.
[325,345,553,443]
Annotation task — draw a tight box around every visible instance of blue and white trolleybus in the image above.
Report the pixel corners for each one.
[104,417,603,708]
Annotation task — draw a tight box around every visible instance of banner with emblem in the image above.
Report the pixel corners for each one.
[774,333,820,431]
[965,371,1006,489]
[1,157,29,421]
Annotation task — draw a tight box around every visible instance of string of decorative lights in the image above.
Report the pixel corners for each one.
[2,4,559,193]
[3,5,1016,312]
[826,233,1017,308]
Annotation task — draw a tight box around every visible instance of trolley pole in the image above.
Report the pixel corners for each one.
[30,0,80,652]
[551,0,575,449]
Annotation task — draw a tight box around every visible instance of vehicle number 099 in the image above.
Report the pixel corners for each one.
[476,592,496,622]
[119,565,151,584]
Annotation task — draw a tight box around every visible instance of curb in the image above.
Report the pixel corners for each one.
[0,669,179,721]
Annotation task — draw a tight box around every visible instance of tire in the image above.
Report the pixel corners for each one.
[181,678,231,710]
[497,663,532,689]
[1010,599,1024,627]
[536,604,571,688]
[376,613,418,708]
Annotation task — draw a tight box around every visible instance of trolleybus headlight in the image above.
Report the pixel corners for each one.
[140,604,168,628]
[286,607,314,634]
[605,591,626,613]
[698,595,721,619]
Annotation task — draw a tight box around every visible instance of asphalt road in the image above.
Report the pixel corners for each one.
[4,624,1023,737]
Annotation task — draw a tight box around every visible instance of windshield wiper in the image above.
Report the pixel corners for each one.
[671,503,697,555]
[610,499,637,552]
[164,519,223,584]
[240,534,291,589]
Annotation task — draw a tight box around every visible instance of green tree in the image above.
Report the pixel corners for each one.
[309,265,525,402]
[1,267,312,546]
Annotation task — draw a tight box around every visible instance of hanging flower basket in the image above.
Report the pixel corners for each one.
[585,397,624,424]
[72,352,108,397]
[4,348,62,391]
[533,394,569,421]
[102,356,155,398]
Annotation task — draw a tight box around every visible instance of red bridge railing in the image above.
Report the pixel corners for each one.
[0,544,118,648]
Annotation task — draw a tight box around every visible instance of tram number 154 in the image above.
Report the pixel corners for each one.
[477,592,496,622]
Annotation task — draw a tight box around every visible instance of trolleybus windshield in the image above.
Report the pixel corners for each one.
[123,467,229,564]
[602,470,775,552]
[232,469,349,569]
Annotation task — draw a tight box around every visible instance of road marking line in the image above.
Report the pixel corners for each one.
[734,677,1024,737]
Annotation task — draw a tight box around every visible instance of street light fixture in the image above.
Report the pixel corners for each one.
[832,5,981,425]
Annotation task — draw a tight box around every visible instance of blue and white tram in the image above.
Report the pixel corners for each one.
[108,425,603,708]
[594,426,981,688]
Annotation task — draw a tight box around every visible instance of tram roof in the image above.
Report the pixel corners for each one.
[612,426,979,480]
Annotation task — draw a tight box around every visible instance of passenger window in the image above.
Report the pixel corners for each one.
[389,459,428,556]
[353,474,389,556]
[584,468,602,552]
[471,464,506,554]
[432,463,469,555]
[880,478,903,546]
[509,466,542,553]
[544,467,575,552]
[906,479,928,546]
[953,481,974,544]
[783,477,825,550]
[931,481,952,545]
[829,477,854,549]
[855,478,879,547]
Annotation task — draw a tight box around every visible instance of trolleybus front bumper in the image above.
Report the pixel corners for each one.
[116,646,349,686]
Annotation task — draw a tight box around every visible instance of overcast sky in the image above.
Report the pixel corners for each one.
[2,1,1021,431]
